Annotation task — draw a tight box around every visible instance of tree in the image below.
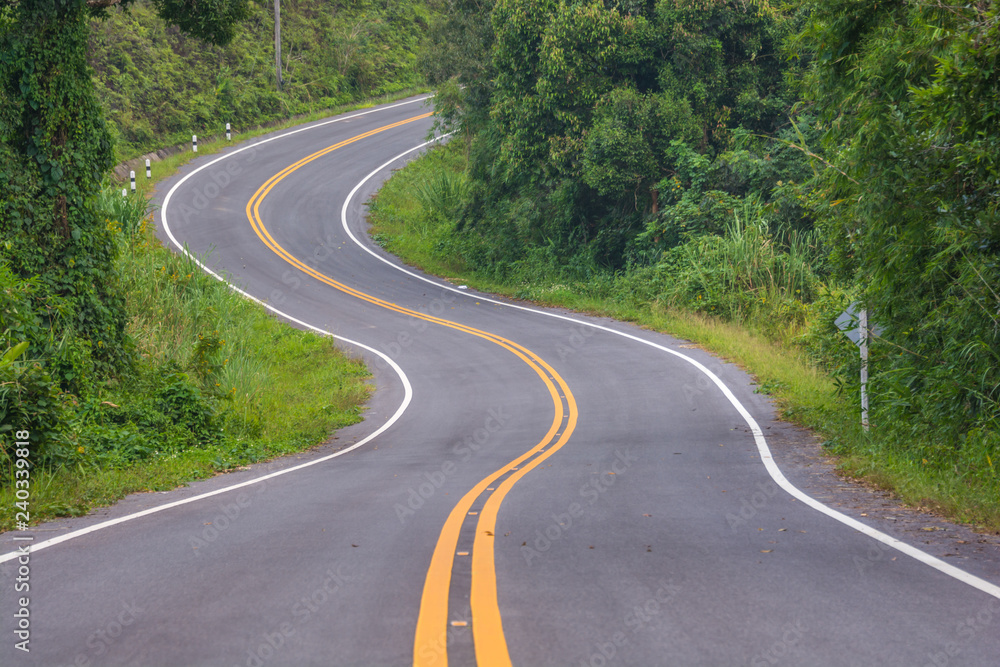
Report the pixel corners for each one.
[793,0,1000,436]
[420,0,497,135]
[434,0,794,269]
[0,0,250,376]
[581,85,698,212]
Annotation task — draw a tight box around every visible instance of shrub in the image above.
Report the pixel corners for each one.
[654,205,818,337]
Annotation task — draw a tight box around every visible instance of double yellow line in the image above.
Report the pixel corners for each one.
[244,112,578,666]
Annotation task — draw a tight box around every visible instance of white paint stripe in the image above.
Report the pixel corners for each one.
[342,140,1000,601]
[0,99,426,563]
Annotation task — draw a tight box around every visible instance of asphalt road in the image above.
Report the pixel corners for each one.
[3,95,1000,667]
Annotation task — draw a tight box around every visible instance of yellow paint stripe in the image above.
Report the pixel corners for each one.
[471,369,578,667]
[243,114,579,667]
[414,375,563,667]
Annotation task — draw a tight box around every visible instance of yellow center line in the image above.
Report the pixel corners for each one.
[243,113,579,667]
[471,382,578,666]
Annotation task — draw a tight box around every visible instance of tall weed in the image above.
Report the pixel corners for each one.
[655,201,818,339]
[413,170,469,222]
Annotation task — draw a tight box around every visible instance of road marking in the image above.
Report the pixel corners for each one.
[243,117,580,666]
[341,141,1000,604]
[0,98,437,565]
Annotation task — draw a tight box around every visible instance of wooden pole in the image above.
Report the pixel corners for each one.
[275,0,282,92]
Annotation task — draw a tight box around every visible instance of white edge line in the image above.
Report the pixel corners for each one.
[342,138,1000,602]
[0,98,427,563]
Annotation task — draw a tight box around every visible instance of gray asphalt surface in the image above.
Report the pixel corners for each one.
[3,95,999,667]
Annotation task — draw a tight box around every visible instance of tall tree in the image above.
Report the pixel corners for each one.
[0,0,250,374]
[435,0,794,267]
[793,0,1000,435]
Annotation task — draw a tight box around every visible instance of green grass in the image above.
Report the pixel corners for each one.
[119,221,371,441]
[368,141,1000,533]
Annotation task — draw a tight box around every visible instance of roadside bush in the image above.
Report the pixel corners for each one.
[653,208,818,338]
[0,345,73,470]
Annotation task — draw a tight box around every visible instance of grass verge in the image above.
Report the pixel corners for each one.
[367,141,1000,532]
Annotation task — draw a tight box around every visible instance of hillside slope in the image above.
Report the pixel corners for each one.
[88,0,432,158]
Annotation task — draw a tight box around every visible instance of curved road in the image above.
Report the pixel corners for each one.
[3,95,1000,667]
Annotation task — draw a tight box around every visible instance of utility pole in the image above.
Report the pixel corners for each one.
[274,0,282,92]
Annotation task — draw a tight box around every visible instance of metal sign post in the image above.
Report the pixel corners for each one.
[860,308,869,431]
[836,303,880,432]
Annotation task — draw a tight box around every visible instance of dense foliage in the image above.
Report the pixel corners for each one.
[793,0,1000,453]
[2,0,420,469]
[0,0,252,460]
[417,0,998,474]
[2,0,129,382]
[423,0,813,313]
[89,0,431,157]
